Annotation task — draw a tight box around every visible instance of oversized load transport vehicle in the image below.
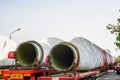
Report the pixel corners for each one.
[0,35,17,69]
[0,37,116,80]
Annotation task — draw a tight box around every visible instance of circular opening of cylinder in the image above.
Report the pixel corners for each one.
[50,44,75,72]
[16,42,37,66]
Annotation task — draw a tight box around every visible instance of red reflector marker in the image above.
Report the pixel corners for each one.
[46,55,50,63]
[8,51,16,59]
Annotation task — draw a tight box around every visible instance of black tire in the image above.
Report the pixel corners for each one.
[116,70,120,74]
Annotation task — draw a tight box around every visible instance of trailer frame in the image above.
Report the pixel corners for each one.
[0,67,111,80]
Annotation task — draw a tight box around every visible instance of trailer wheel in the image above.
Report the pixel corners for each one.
[88,76,96,80]
[92,76,96,80]
[81,76,96,80]
[116,70,120,74]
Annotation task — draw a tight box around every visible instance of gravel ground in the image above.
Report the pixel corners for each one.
[97,70,120,80]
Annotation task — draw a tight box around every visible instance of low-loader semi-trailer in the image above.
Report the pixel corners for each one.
[0,66,113,80]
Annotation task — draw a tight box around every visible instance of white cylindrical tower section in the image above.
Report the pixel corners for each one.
[71,37,104,70]
[50,37,112,72]
[16,38,63,68]
[0,35,17,68]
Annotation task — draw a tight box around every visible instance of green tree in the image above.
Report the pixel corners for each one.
[107,11,120,48]
[115,56,120,62]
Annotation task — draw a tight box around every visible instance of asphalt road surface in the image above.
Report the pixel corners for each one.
[97,70,120,80]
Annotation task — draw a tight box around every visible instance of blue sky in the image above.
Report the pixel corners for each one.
[0,0,120,56]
